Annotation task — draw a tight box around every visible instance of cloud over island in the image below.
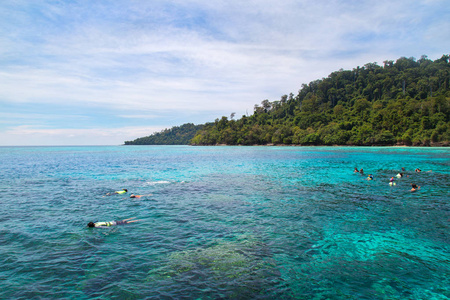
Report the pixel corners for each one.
[0,0,449,145]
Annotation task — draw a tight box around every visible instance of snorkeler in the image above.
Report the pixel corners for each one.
[87,217,140,228]
[410,183,420,192]
[115,189,128,194]
[106,189,128,196]
[367,174,373,180]
[389,177,396,186]
[130,193,153,198]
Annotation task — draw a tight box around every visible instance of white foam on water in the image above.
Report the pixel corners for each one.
[146,180,171,185]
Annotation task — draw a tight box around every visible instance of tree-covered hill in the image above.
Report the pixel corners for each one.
[124,123,205,145]
[191,55,450,146]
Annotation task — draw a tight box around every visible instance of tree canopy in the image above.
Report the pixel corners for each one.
[125,55,450,146]
[191,55,450,146]
[125,123,205,145]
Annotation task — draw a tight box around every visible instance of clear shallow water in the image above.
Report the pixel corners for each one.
[0,146,448,299]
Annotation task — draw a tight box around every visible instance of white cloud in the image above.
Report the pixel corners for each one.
[0,0,449,145]
[0,126,166,146]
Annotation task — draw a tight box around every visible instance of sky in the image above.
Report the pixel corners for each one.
[0,0,449,146]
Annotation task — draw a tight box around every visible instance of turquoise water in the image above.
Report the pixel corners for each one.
[0,146,448,299]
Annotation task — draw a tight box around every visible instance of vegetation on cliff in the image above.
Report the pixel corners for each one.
[125,55,449,146]
[125,123,205,145]
[191,55,449,146]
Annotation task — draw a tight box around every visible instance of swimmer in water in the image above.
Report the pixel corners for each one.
[354,167,359,173]
[396,173,403,178]
[415,168,421,173]
[360,168,364,174]
[389,177,396,186]
[87,217,140,228]
[367,174,373,180]
[410,183,420,192]
[130,193,153,198]
[106,189,128,196]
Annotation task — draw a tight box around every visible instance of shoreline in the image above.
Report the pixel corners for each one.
[189,142,449,147]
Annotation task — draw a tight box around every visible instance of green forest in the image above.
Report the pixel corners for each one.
[126,55,450,146]
[124,123,204,145]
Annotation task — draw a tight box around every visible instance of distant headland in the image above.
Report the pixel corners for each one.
[125,55,450,147]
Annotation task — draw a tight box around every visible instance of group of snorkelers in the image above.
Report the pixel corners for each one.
[354,167,374,181]
[88,188,153,228]
[91,167,425,228]
[354,166,422,192]
[354,167,364,174]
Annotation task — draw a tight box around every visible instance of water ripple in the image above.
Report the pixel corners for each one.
[0,146,448,299]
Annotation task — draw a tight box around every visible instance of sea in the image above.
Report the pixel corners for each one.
[0,145,448,299]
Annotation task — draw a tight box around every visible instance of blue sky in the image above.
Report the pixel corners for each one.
[1,0,449,145]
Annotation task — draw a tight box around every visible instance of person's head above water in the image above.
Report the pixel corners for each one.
[87,222,95,227]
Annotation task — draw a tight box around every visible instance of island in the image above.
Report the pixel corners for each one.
[125,55,449,146]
